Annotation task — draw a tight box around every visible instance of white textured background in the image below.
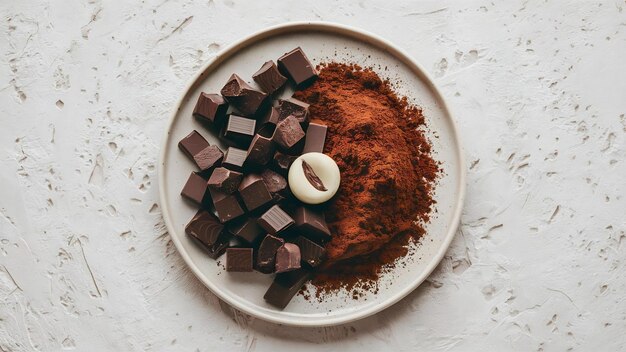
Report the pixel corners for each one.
[1,0,625,351]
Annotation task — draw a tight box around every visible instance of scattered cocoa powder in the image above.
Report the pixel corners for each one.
[293,63,440,297]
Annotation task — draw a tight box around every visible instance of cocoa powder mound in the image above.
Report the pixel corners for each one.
[293,63,440,295]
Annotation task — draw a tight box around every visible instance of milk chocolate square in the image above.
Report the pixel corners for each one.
[252,61,287,95]
[193,93,228,127]
[277,47,318,88]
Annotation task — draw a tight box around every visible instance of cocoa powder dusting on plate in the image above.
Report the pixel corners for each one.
[293,63,440,298]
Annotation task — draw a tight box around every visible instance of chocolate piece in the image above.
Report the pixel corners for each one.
[226,248,253,272]
[275,243,301,273]
[302,123,327,153]
[272,151,298,175]
[257,205,294,235]
[252,61,287,95]
[257,107,280,137]
[260,169,289,202]
[178,130,209,160]
[277,47,318,88]
[222,147,247,172]
[209,187,245,223]
[301,160,327,191]
[207,167,242,194]
[181,172,210,205]
[291,236,326,267]
[185,210,230,259]
[220,74,268,116]
[257,234,284,273]
[263,268,311,309]
[245,134,275,168]
[193,93,228,127]
[273,115,305,150]
[277,98,309,125]
[194,145,224,172]
[238,174,273,212]
[293,206,331,242]
[227,217,265,243]
[223,115,256,147]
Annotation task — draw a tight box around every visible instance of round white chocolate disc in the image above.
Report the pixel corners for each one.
[288,152,340,204]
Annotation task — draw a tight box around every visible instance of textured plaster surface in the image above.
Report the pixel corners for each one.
[0,0,625,351]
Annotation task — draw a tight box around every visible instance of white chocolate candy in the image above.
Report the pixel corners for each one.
[288,152,340,204]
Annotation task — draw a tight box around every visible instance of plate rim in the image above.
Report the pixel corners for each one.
[158,21,466,327]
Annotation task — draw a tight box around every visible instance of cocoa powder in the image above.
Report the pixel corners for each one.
[293,63,439,296]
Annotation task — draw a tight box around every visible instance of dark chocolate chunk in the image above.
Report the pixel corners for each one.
[227,217,265,244]
[207,167,242,194]
[257,107,280,138]
[220,74,268,116]
[293,206,331,243]
[178,130,210,160]
[185,210,230,259]
[226,248,253,272]
[275,243,301,273]
[273,115,305,150]
[263,268,311,309]
[194,145,224,172]
[252,61,287,95]
[193,93,228,127]
[277,98,309,125]
[257,205,294,235]
[272,151,298,175]
[238,174,273,212]
[222,147,247,172]
[302,123,327,153]
[277,47,318,88]
[181,172,210,205]
[291,236,326,267]
[257,234,284,273]
[301,160,328,192]
[245,134,275,168]
[222,115,256,147]
[260,169,290,202]
[209,187,245,223]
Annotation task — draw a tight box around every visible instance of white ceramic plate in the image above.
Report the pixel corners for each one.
[158,22,465,327]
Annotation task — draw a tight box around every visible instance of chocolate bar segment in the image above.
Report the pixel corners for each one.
[207,167,242,194]
[277,98,309,125]
[302,123,327,153]
[181,172,210,205]
[194,145,224,172]
[238,174,273,212]
[209,187,245,223]
[291,236,326,267]
[294,206,331,242]
[257,234,284,273]
[252,61,287,95]
[245,134,275,168]
[178,130,210,160]
[272,151,298,175]
[193,93,228,127]
[275,243,301,273]
[260,169,290,203]
[257,205,294,235]
[223,115,256,147]
[263,268,311,309]
[185,210,230,259]
[220,74,268,116]
[226,248,253,272]
[273,115,305,150]
[227,217,265,244]
[257,107,280,138]
[277,47,318,88]
[222,147,247,172]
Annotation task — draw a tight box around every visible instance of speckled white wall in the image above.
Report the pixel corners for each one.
[0,0,624,351]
